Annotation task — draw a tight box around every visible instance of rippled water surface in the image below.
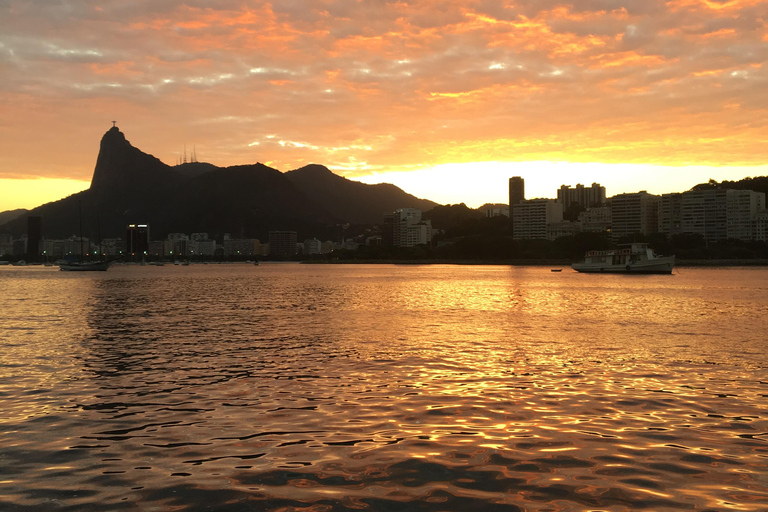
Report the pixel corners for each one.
[1,264,767,511]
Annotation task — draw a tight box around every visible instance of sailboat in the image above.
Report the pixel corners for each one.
[59,202,116,272]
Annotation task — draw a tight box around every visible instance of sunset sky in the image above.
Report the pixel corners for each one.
[1,0,766,211]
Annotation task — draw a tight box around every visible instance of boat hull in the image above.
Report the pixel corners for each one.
[572,257,674,274]
[59,261,113,272]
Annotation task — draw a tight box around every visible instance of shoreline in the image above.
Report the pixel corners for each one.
[302,259,768,267]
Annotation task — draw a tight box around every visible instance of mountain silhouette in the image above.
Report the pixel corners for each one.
[0,127,437,241]
[286,164,430,225]
[0,208,27,226]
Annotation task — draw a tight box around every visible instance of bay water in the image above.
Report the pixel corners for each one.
[1,264,766,511]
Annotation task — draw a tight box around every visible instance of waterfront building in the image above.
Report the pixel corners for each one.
[341,238,360,251]
[382,214,394,247]
[481,205,509,218]
[509,177,525,207]
[148,241,164,257]
[754,210,768,241]
[0,233,13,257]
[578,206,612,233]
[12,238,27,257]
[556,183,606,210]
[304,238,322,255]
[99,238,122,257]
[726,189,766,241]
[41,239,65,258]
[509,177,525,238]
[223,238,259,257]
[512,199,563,240]
[190,234,217,256]
[681,189,727,243]
[390,208,432,247]
[27,216,42,262]
[610,192,660,241]
[661,188,765,242]
[659,193,684,237]
[63,236,91,257]
[547,220,580,240]
[165,233,190,257]
[126,224,150,256]
[269,231,298,258]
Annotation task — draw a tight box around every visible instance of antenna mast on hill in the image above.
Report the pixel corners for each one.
[112,120,116,128]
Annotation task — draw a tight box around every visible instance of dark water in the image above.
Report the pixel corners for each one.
[1,264,766,511]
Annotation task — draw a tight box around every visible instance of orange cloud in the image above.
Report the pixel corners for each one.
[0,0,766,198]
[589,51,672,69]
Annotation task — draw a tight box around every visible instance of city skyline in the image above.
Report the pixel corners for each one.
[1,1,767,210]
[1,126,765,214]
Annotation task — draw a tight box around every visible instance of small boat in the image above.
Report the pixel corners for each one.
[550,269,562,272]
[60,260,113,272]
[572,243,674,274]
[59,200,116,272]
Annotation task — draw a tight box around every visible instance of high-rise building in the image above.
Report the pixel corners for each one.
[269,231,298,258]
[509,177,525,208]
[726,189,765,241]
[578,206,612,233]
[659,193,684,237]
[754,210,768,241]
[223,238,259,257]
[509,177,525,238]
[0,233,13,257]
[512,199,563,240]
[26,216,42,262]
[382,213,394,247]
[557,183,606,210]
[610,192,660,241]
[165,233,190,257]
[660,189,765,242]
[126,224,150,256]
[190,233,217,256]
[681,189,727,243]
[390,208,432,247]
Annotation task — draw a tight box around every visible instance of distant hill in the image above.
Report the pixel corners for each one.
[691,176,768,196]
[423,203,483,230]
[286,164,436,225]
[0,127,439,241]
[0,209,27,226]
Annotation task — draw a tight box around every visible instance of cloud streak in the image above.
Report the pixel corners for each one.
[0,0,765,196]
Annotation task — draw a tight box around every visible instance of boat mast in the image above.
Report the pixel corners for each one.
[78,200,84,261]
[96,211,102,261]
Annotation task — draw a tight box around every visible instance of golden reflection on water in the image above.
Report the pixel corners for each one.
[0,264,767,511]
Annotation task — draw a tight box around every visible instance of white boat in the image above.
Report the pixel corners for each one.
[60,260,114,272]
[572,243,674,274]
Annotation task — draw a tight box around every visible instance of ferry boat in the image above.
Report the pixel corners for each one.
[572,243,674,274]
